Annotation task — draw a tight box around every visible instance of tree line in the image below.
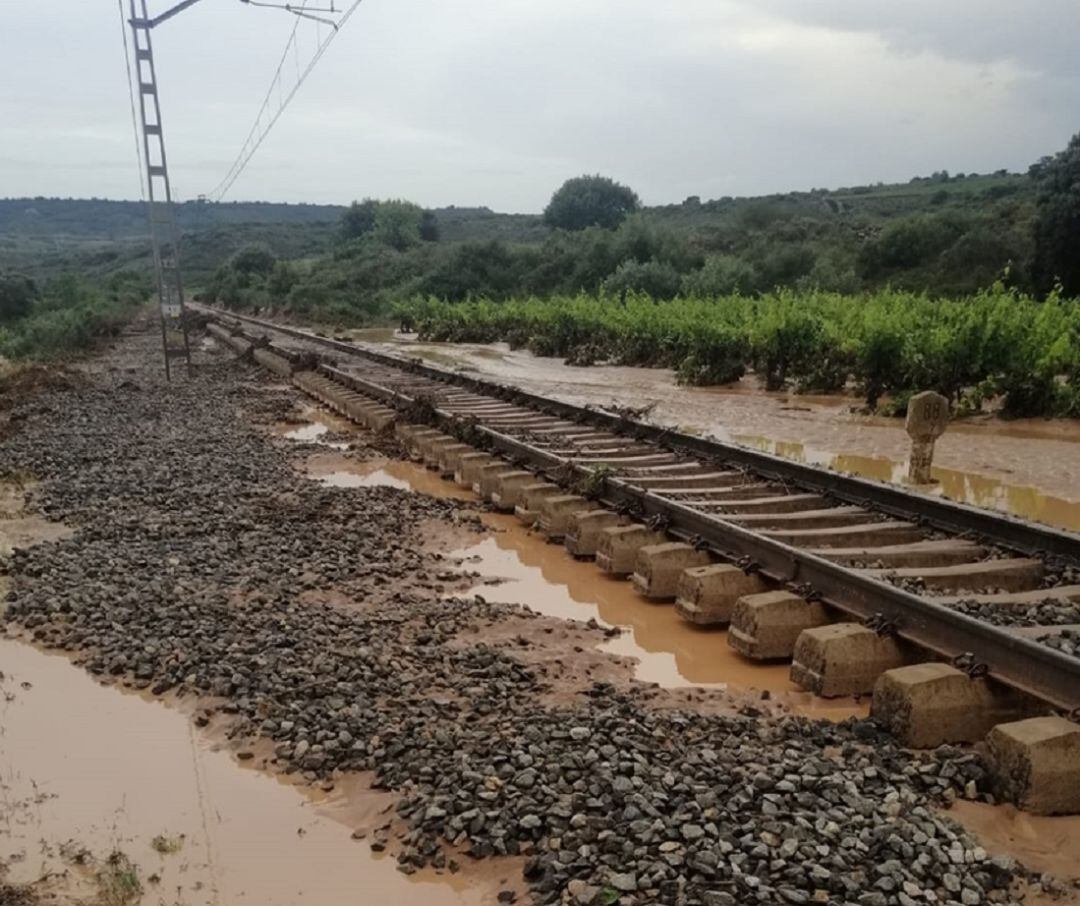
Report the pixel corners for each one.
[202,132,1078,327]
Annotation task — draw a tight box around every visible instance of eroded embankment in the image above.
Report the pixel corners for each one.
[1,323,1076,906]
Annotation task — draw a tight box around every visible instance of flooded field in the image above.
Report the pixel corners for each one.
[345,330,1080,532]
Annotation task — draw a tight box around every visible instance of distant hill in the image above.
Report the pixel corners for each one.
[0,170,1036,294]
[0,171,1032,243]
[0,198,345,239]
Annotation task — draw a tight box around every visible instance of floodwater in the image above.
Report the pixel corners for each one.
[734,434,1080,533]
[0,639,500,906]
[451,515,866,722]
[949,801,1080,906]
[341,332,1080,533]
[0,479,73,558]
[284,421,865,720]
[304,451,475,501]
[272,406,351,448]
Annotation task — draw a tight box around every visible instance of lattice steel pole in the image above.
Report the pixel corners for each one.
[127,0,198,379]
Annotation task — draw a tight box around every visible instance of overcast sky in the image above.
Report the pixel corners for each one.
[1,1,1076,212]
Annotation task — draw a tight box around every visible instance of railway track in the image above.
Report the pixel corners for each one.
[197,307,1080,734]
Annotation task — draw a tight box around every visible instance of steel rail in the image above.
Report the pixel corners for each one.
[196,306,1080,564]
[200,309,1080,712]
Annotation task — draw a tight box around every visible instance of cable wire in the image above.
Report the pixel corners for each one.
[117,0,147,201]
[207,0,364,201]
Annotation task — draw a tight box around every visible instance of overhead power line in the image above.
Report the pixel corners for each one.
[207,0,365,201]
[116,0,147,201]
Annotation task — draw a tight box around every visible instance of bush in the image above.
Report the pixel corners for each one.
[682,256,758,297]
[230,244,277,277]
[0,273,37,322]
[0,275,146,360]
[600,260,682,300]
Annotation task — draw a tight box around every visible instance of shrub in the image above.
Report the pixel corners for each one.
[0,273,37,322]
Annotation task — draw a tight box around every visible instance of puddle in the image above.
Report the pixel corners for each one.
[0,638,502,905]
[454,517,866,721]
[280,421,330,442]
[304,452,474,500]
[347,327,399,344]
[735,434,1080,533]
[0,479,73,558]
[272,407,352,448]
[311,454,865,719]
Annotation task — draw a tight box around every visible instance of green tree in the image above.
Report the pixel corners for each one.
[1030,132,1080,295]
[419,210,440,242]
[0,273,37,321]
[230,244,277,278]
[543,175,640,231]
[341,198,379,239]
[267,260,299,299]
[372,200,423,251]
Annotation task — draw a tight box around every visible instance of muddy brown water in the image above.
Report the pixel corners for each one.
[342,332,1080,533]
[735,434,1080,534]
[0,639,506,905]
[948,801,1080,906]
[291,427,866,721]
[0,479,74,559]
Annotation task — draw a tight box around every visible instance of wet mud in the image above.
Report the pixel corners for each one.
[0,479,73,559]
[346,333,1080,532]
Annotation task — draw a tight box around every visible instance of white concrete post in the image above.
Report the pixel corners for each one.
[905,391,949,485]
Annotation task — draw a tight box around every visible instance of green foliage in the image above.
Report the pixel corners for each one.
[341,198,379,240]
[681,256,757,297]
[543,175,641,231]
[0,170,1041,310]
[601,259,682,300]
[372,199,424,251]
[1031,132,1080,295]
[417,240,522,302]
[858,213,968,275]
[420,210,440,242]
[0,272,37,321]
[230,243,276,277]
[0,272,146,360]
[267,259,299,300]
[398,288,1080,417]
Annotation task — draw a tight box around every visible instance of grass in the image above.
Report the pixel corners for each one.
[94,852,142,906]
[577,464,617,499]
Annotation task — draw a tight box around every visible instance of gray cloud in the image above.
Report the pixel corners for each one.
[0,0,1076,210]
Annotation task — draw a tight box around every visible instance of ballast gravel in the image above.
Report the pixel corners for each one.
[0,324,1055,905]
